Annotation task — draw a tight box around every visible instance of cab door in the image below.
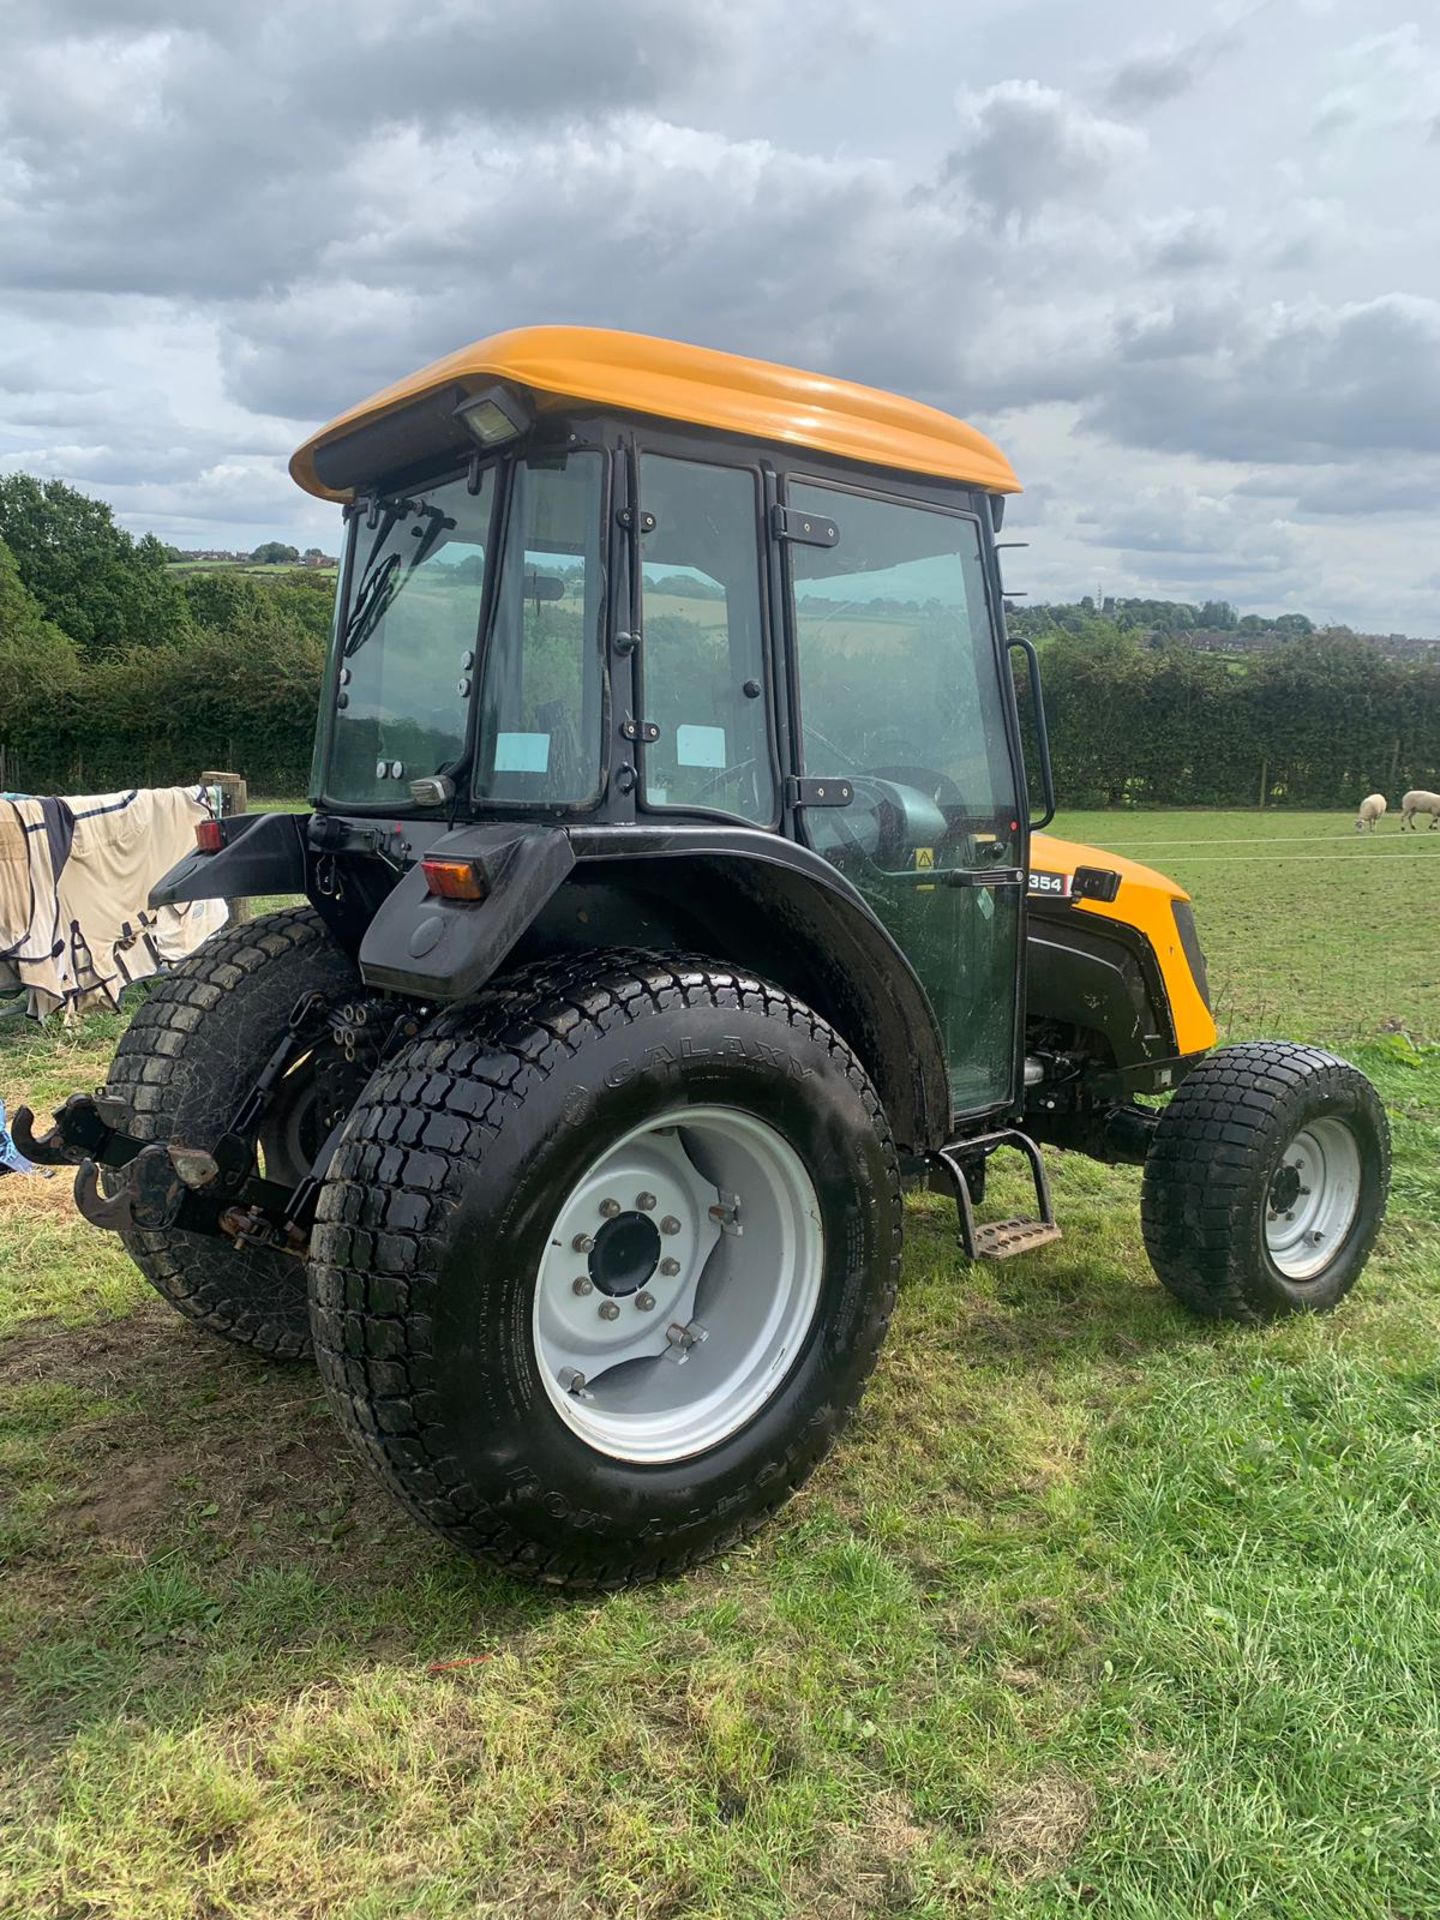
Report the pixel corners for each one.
[782,480,1024,1118]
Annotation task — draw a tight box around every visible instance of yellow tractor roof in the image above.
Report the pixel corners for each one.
[289,325,1021,503]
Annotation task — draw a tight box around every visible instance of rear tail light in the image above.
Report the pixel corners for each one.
[422,857,487,902]
[195,819,224,853]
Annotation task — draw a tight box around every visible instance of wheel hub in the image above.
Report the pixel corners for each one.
[1268,1163,1302,1214]
[589,1211,662,1297]
[532,1107,825,1463]
[1264,1117,1362,1282]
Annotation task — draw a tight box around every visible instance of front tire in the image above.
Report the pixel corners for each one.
[308,951,902,1590]
[1141,1042,1390,1323]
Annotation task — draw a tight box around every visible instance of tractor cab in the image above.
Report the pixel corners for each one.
[296,327,1052,1134]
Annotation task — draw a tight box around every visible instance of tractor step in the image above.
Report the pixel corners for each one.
[970,1217,1064,1260]
[929,1128,1062,1262]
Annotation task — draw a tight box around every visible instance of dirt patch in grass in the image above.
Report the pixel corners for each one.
[1,1294,388,1569]
[983,1767,1095,1885]
[805,1791,936,1920]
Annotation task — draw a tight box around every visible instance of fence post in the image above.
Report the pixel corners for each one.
[200,770,250,925]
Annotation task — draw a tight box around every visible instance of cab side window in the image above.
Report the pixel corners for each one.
[638,457,774,824]
[474,451,605,805]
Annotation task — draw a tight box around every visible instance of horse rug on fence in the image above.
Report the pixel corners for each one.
[0,786,227,1017]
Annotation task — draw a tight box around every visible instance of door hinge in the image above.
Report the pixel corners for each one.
[786,776,854,808]
[771,504,839,547]
[621,719,660,743]
[616,508,656,532]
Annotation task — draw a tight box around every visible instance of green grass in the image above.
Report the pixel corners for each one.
[1,808,1437,1918]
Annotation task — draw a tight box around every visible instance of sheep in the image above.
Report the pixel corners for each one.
[1400,789,1440,831]
[1355,793,1387,832]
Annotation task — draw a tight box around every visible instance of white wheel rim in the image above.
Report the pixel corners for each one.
[1264,1116,1363,1281]
[532,1106,825,1463]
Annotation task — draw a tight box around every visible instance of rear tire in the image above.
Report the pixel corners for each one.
[308,951,902,1590]
[105,906,359,1359]
[1141,1042,1390,1323]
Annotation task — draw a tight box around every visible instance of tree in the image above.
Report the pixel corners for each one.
[0,538,83,779]
[1200,600,1238,629]
[249,541,300,565]
[0,473,191,653]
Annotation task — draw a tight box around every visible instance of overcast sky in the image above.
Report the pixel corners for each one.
[2,0,1438,629]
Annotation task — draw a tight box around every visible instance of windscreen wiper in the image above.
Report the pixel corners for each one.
[342,551,402,658]
[342,502,457,660]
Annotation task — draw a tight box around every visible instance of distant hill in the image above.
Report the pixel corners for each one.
[1007,597,1440,664]
[165,544,337,575]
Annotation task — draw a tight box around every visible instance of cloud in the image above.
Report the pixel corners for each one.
[1101,30,1239,112]
[1083,295,1440,465]
[1078,486,1301,579]
[942,81,1144,230]
[0,1,876,303]
[1311,24,1440,142]
[1237,462,1440,518]
[1143,211,1231,274]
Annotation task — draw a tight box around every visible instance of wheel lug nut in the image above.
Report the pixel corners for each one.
[571,1276,593,1296]
[659,1257,681,1277]
[598,1197,621,1219]
[636,1191,657,1212]
[635,1292,655,1311]
[572,1233,595,1253]
[660,1215,681,1235]
[598,1300,620,1321]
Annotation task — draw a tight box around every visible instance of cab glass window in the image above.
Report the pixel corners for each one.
[638,456,774,823]
[789,483,1016,858]
[325,467,494,805]
[474,450,605,805]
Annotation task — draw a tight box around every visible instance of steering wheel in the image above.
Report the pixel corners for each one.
[868,764,965,808]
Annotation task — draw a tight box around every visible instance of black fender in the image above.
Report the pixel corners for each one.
[359,823,577,1002]
[1025,898,1176,1064]
[148,809,309,908]
[564,827,952,1153]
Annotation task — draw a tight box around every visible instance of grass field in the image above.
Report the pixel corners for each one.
[165,561,339,577]
[2,809,1438,1918]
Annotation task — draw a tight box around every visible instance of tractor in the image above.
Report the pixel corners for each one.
[15,328,1390,1589]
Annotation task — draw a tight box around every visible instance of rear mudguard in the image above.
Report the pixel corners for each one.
[148,809,308,907]
[358,824,577,1001]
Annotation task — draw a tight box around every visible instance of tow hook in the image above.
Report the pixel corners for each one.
[11,1092,133,1167]
[74,1142,195,1233]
